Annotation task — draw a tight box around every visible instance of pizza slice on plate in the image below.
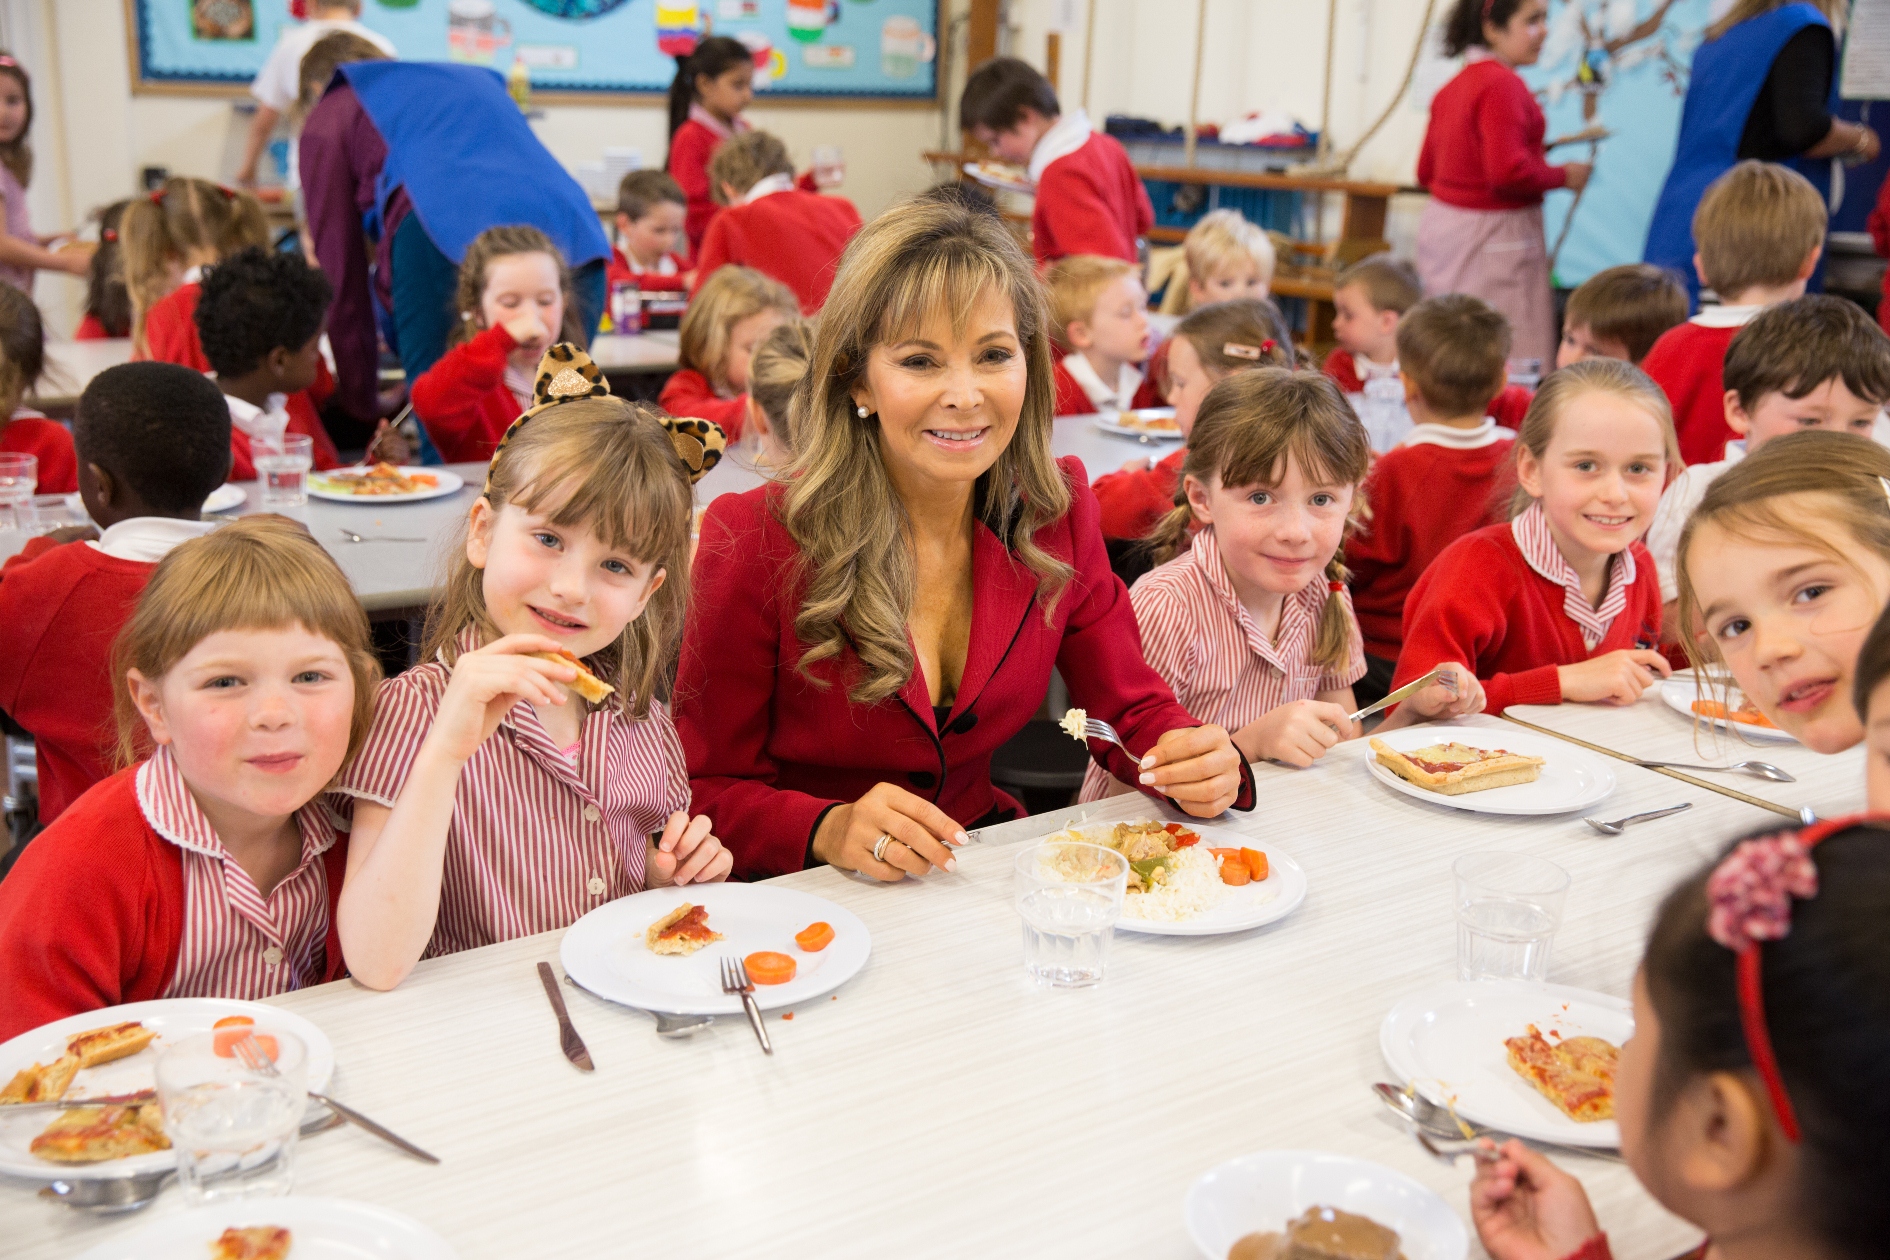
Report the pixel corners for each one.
[1369,738,1545,796]
[0,1052,79,1104]
[1505,1025,1617,1122]
[65,1020,157,1069]
[645,903,724,956]
[29,1103,171,1163]
[211,1225,294,1260]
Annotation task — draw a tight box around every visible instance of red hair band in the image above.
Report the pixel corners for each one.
[1704,814,1855,1143]
[1328,580,1344,593]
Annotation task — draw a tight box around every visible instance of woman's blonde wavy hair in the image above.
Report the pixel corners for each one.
[422,398,695,720]
[783,195,1072,704]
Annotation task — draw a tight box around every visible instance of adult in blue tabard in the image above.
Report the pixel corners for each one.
[301,58,609,458]
[1644,0,1876,306]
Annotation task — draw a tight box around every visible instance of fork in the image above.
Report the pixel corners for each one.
[1414,1128,1501,1165]
[231,1033,440,1163]
[1078,716,1133,756]
[720,956,773,1055]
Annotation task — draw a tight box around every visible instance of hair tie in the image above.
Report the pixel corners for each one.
[1703,817,1852,1144]
[1223,342,1264,361]
[482,343,726,494]
[215,184,237,202]
[101,227,117,243]
[148,187,166,205]
[1482,0,1497,21]
[1328,580,1344,593]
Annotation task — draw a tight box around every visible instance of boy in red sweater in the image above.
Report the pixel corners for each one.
[1325,255,1422,395]
[1640,161,1826,466]
[1046,255,1149,414]
[607,169,691,296]
[1347,295,1516,707]
[693,131,861,315]
[1555,263,1687,369]
[1394,358,1677,714]
[196,248,343,480]
[0,362,228,827]
[960,57,1152,266]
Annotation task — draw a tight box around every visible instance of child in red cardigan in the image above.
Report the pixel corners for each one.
[1394,358,1677,714]
[1640,161,1826,465]
[1093,298,1292,540]
[0,363,228,827]
[0,517,379,1040]
[410,225,578,462]
[1047,254,1149,414]
[1324,255,1422,395]
[607,169,691,294]
[660,264,796,440]
[665,36,756,258]
[960,57,1151,266]
[0,281,76,494]
[694,130,861,315]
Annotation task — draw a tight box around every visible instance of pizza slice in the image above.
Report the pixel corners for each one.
[211,1225,294,1260]
[65,1020,157,1069]
[29,1103,171,1163]
[0,1052,80,1105]
[645,903,723,956]
[529,649,615,705]
[1369,738,1545,796]
[1505,1025,1617,1122]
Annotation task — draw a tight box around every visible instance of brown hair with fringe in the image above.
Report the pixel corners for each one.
[1563,263,1688,364]
[121,178,269,355]
[110,516,381,768]
[1147,368,1370,671]
[677,264,798,393]
[1509,357,1679,518]
[448,224,585,351]
[783,194,1073,705]
[423,397,694,721]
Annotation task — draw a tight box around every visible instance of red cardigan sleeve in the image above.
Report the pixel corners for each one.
[1397,532,1562,713]
[411,325,517,463]
[1034,158,1134,262]
[1092,447,1183,541]
[659,367,749,440]
[1322,349,1365,395]
[691,212,735,296]
[1482,76,1567,203]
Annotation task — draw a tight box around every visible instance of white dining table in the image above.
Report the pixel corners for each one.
[37,340,134,417]
[6,695,1860,1258]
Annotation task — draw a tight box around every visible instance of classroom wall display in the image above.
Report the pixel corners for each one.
[130,0,940,99]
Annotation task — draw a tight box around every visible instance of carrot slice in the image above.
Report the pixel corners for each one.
[211,1016,254,1030]
[1220,856,1252,886]
[1240,847,1269,881]
[212,1029,278,1060]
[744,951,797,985]
[1209,847,1242,860]
[794,921,835,952]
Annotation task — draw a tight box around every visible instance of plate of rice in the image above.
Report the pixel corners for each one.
[1048,820,1308,937]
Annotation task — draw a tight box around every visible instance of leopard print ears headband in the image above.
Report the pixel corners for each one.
[481,343,727,494]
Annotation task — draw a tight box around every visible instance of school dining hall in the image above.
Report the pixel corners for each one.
[1,0,1888,1256]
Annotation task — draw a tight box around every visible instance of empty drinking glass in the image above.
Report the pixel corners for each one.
[255,434,313,509]
[1453,852,1570,982]
[0,451,37,533]
[1014,839,1128,988]
[812,145,845,189]
[156,1028,307,1205]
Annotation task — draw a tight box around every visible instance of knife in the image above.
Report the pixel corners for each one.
[1,1090,156,1114]
[1346,665,1454,725]
[537,961,595,1071]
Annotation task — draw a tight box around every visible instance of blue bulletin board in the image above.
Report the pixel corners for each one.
[131,0,941,100]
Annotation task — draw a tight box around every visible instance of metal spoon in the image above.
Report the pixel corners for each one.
[1632,758,1795,783]
[338,529,427,544]
[1372,1082,1623,1162]
[1584,802,1692,835]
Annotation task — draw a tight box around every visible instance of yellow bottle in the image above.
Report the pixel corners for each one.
[508,59,532,112]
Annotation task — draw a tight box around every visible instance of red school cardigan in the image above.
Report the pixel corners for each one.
[0,768,349,1042]
[674,458,1256,880]
[409,324,529,464]
[1417,58,1565,211]
[692,189,862,314]
[1032,133,1154,266]
[1392,522,1663,714]
[1641,320,1744,466]
[658,367,750,440]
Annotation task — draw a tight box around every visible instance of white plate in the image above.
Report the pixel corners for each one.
[74,1195,459,1260]
[1185,1150,1468,1260]
[1365,723,1614,816]
[0,998,335,1181]
[1092,408,1183,441]
[961,160,1035,194]
[307,466,465,504]
[1380,980,1632,1149]
[200,484,246,513]
[1045,820,1307,936]
[560,883,870,1016]
[1658,675,1797,744]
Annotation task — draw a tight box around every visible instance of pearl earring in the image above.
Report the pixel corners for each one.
[857,404,869,418]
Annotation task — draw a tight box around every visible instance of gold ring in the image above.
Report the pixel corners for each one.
[872,834,893,863]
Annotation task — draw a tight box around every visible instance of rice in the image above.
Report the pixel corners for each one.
[1121,846,1232,922]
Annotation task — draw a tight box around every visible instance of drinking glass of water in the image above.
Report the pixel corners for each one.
[255,434,313,509]
[0,451,37,533]
[811,145,845,189]
[1453,852,1570,982]
[156,1028,307,1205]
[1015,839,1128,988]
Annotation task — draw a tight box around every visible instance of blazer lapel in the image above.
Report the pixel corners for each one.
[946,520,1040,720]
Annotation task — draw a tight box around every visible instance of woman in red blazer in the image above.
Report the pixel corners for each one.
[676,199,1252,883]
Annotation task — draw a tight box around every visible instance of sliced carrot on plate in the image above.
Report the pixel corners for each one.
[794,922,834,952]
[1209,847,1241,860]
[744,951,797,985]
[1219,857,1252,886]
[212,1029,278,1060]
[1239,847,1268,881]
[211,1016,254,1030]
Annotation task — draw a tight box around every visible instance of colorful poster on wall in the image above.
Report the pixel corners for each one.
[130,0,939,98]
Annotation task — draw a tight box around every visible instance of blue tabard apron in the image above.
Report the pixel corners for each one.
[1642,3,1829,306]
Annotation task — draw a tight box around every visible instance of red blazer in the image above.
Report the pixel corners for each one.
[658,367,749,440]
[1094,445,1185,541]
[1641,320,1742,465]
[606,248,689,292]
[1394,523,1662,714]
[675,459,1255,880]
[409,325,528,464]
[0,537,154,823]
[669,117,725,258]
[0,413,77,494]
[1033,133,1154,265]
[693,189,862,314]
[0,767,349,1042]
[1347,437,1515,660]
[1418,59,1566,211]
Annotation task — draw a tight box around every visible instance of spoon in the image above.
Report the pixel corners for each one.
[1632,758,1795,783]
[1372,1082,1623,1162]
[338,529,427,544]
[1584,802,1692,835]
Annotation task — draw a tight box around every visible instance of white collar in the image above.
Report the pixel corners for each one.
[222,390,289,442]
[1062,352,1143,412]
[181,265,204,286]
[87,516,219,563]
[1352,352,1399,381]
[741,172,796,204]
[1401,418,1514,450]
[1689,303,1764,329]
[1028,108,1094,183]
[687,102,748,141]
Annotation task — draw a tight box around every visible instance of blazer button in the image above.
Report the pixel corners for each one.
[907,770,937,789]
[949,712,979,734]
[582,803,601,823]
